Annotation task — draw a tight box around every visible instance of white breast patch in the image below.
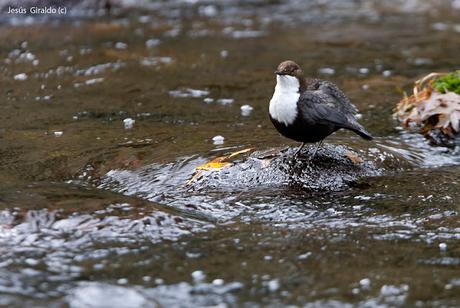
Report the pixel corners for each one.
[269,75,300,126]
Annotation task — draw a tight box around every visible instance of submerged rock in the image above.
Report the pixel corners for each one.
[188,144,381,192]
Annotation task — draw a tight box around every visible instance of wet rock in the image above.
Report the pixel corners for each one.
[426,128,457,148]
[189,144,381,192]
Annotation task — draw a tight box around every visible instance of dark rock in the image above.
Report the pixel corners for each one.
[426,128,457,148]
[188,144,381,192]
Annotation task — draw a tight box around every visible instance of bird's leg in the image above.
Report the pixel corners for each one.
[293,142,305,158]
[308,140,324,161]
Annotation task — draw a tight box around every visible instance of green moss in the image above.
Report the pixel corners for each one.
[433,71,460,95]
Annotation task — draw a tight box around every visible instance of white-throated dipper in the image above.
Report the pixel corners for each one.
[269,60,372,158]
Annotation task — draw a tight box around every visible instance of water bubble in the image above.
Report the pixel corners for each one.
[85,78,104,85]
[93,263,104,270]
[382,70,392,77]
[380,284,409,297]
[25,258,39,266]
[297,252,312,260]
[117,278,128,285]
[115,42,127,49]
[154,278,164,285]
[145,38,160,48]
[439,243,447,251]
[9,49,21,58]
[355,195,371,200]
[14,73,28,81]
[431,22,449,31]
[169,88,209,98]
[358,68,369,74]
[359,278,371,289]
[140,57,172,67]
[186,252,201,258]
[18,51,35,62]
[191,270,206,283]
[138,15,150,23]
[227,29,264,39]
[220,50,229,58]
[165,27,181,37]
[199,5,218,17]
[212,135,224,145]
[412,58,433,66]
[123,118,135,129]
[212,278,224,286]
[267,279,280,292]
[240,104,253,116]
[318,67,335,75]
[216,98,234,105]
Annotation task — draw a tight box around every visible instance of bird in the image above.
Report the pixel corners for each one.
[268,60,372,159]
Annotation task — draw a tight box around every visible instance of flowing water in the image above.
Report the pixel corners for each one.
[0,0,460,306]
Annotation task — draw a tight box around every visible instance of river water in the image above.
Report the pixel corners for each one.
[0,1,459,306]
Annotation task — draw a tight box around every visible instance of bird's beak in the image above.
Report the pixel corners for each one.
[275,70,285,75]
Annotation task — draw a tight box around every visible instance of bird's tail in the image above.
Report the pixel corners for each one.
[345,121,373,140]
[352,127,373,140]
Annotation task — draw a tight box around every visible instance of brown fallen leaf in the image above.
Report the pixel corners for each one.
[345,151,363,164]
[419,92,460,134]
[394,72,460,138]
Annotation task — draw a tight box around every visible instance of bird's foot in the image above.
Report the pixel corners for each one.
[293,143,306,158]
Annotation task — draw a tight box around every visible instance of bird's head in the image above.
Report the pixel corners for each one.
[274,60,303,78]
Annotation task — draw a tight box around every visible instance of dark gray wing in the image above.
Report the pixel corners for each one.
[315,80,359,114]
[298,90,372,140]
[298,91,351,127]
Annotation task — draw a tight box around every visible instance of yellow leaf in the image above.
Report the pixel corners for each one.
[227,148,254,158]
[188,148,254,184]
[196,161,232,171]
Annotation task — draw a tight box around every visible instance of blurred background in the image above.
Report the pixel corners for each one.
[0,1,459,307]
